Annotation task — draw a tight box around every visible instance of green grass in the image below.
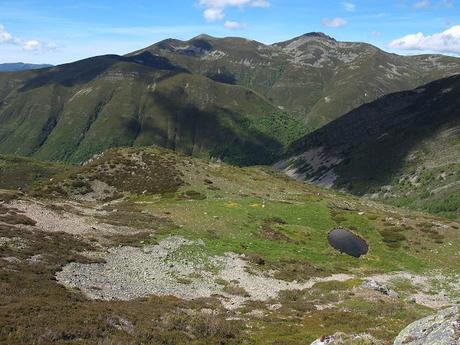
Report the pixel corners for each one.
[119,149,460,276]
[2,147,460,344]
[248,284,431,344]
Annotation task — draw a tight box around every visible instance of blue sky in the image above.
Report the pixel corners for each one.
[0,0,459,64]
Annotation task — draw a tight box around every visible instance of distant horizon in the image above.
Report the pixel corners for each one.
[1,0,459,64]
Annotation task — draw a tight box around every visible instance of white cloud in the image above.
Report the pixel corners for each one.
[0,24,56,52]
[197,0,270,22]
[372,31,382,37]
[413,0,453,8]
[23,40,57,52]
[204,8,225,21]
[341,2,356,12]
[23,40,41,51]
[0,25,14,42]
[389,25,460,54]
[224,20,247,29]
[321,17,348,28]
[414,0,430,8]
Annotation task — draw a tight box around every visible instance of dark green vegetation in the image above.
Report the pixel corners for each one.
[0,62,52,72]
[281,74,460,221]
[1,146,459,344]
[0,155,68,189]
[1,33,460,165]
[0,52,302,166]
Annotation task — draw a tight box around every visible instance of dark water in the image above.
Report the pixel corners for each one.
[328,229,368,258]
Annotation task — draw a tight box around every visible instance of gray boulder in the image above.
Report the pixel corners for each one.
[362,279,399,299]
[394,305,460,345]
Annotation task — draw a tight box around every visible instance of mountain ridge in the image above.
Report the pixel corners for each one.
[140,32,460,129]
[0,62,53,72]
[1,33,460,165]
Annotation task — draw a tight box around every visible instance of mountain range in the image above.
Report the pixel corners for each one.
[0,33,460,166]
[140,32,460,129]
[0,62,53,72]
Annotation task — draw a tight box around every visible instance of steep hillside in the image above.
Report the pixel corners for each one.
[277,74,460,220]
[0,62,53,72]
[1,146,459,344]
[0,52,302,165]
[138,33,460,129]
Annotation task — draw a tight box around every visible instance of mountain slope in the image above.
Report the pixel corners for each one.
[0,62,52,72]
[277,74,460,220]
[0,52,302,165]
[1,33,460,165]
[137,33,460,129]
[2,146,460,344]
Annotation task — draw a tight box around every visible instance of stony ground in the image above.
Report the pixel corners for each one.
[2,147,460,344]
[56,235,352,309]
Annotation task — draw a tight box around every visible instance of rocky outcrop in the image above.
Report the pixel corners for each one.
[311,332,383,344]
[362,279,399,299]
[393,305,460,345]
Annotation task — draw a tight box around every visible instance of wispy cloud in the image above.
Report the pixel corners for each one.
[0,25,14,43]
[341,2,356,12]
[224,20,247,29]
[197,0,270,24]
[389,25,460,54]
[414,0,430,8]
[321,17,348,28]
[413,0,453,8]
[0,24,56,52]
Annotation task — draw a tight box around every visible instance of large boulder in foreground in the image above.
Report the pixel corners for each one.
[393,306,459,345]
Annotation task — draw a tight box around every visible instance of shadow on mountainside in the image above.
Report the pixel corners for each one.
[285,74,460,194]
[19,52,187,92]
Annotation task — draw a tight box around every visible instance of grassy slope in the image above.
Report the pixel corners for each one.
[28,146,460,275]
[0,54,307,166]
[281,74,460,221]
[2,146,460,344]
[0,155,68,190]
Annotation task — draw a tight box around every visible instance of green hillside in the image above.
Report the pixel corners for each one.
[139,33,460,129]
[279,74,460,221]
[0,53,305,165]
[1,33,460,168]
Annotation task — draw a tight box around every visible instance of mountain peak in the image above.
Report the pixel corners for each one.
[191,34,215,41]
[301,32,336,41]
[272,32,337,47]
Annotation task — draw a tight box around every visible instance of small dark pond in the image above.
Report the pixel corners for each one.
[328,228,368,258]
